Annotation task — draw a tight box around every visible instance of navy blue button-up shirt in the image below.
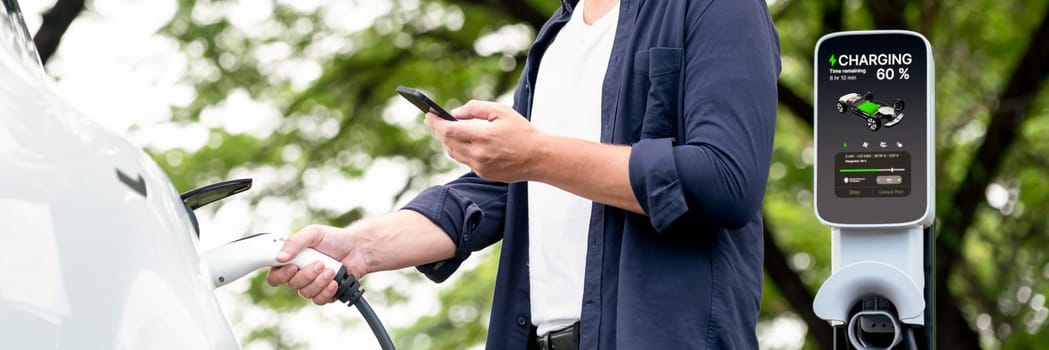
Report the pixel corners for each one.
[403,0,780,348]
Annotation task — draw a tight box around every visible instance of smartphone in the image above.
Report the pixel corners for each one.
[396,86,457,121]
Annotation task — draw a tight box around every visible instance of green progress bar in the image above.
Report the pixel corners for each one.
[840,168,883,173]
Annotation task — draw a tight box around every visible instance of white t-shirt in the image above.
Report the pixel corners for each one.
[527,0,619,337]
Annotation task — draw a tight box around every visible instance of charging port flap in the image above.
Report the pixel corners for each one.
[180,178,253,210]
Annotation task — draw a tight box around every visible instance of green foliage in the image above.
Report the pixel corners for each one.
[147,0,1049,349]
[245,325,305,350]
[394,250,499,349]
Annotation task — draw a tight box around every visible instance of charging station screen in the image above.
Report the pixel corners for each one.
[815,33,928,225]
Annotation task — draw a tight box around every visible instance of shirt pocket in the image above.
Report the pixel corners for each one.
[632,47,683,140]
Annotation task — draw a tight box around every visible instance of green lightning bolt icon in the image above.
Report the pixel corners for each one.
[829,54,837,67]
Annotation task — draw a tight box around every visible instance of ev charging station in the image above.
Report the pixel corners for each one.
[812,31,935,349]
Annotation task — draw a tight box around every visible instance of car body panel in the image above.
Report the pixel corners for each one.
[0,2,239,348]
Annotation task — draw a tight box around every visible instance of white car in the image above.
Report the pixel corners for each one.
[0,1,243,348]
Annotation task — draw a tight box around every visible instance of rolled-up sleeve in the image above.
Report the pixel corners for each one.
[628,0,780,232]
[402,172,508,282]
[629,138,689,231]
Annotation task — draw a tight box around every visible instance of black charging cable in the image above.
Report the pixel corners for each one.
[904,327,918,350]
[331,267,395,350]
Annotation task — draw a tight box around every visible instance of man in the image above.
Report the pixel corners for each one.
[268,0,780,348]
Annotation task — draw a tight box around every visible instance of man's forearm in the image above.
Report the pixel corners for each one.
[356,210,456,274]
[528,134,644,214]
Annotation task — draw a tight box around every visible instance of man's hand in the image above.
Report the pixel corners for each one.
[266,211,456,305]
[424,100,547,183]
[266,224,372,305]
[426,99,644,213]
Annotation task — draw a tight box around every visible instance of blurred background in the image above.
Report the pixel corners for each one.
[15,0,1049,349]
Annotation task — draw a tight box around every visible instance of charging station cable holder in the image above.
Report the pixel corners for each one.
[813,226,925,349]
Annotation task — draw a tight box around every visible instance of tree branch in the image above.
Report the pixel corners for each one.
[763,219,833,350]
[935,8,1049,349]
[32,0,85,65]
[821,0,844,34]
[865,0,909,29]
[777,82,813,126]
[920,0,942,34]
[455,0,550,29]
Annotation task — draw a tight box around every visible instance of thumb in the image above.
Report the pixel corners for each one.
[277,225,328,262]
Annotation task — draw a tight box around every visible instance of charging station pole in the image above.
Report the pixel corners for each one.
[812,31,935,350]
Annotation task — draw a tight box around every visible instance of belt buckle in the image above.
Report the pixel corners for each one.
[536,331,552,350]
[538,323,579,350]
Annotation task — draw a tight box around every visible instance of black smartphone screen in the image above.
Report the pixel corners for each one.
[396,86,456,121]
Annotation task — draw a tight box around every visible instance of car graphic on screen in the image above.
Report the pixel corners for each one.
[836,92,905,131]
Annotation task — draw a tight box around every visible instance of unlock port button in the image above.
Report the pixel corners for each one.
[876,175,903,185]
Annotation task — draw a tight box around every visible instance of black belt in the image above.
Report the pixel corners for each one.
[536,323,580,350]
